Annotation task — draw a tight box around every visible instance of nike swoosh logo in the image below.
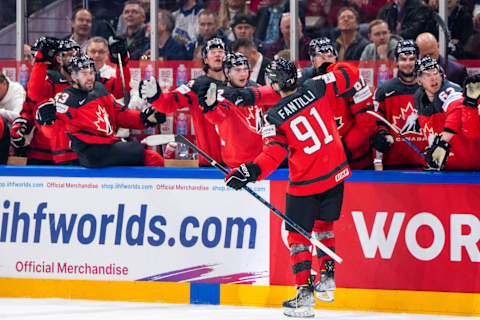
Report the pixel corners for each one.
[79,98,86,105]
[385,90,395,97]
[59,79,68,83]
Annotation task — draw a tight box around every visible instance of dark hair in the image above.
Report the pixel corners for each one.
[72,7,92,22]
[337,6,360,24]
[232,38,256,52]
[0,73,6,83]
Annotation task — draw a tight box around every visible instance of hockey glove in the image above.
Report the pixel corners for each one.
[220,86,256,107]
[425,134,451,170]
[140,106,166,127]
[33,37,60,64]
[316,62,333,76]
[139,77,161,104]
[225,162,261,190]
[10,117,33,148]
[35,99,57,126]
[197,82,219,113]
[108,35,129,65]
[373,129,394,153]
[463,74,480,108]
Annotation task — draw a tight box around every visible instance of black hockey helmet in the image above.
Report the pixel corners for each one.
[266,58,297,92]
[309,37,337,60]
[223,52,250,75]
[395,39,419,60]
[69,54,96,74]
[202,37,226,59]
[57,39,81,53]
[415,56,442,77]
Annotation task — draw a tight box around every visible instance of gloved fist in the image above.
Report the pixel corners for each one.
[197,82,219,113]
[10,117,32,148]
[425,134,451,170]
[463,74,480,108]
[140,106,166,127]
[108,35,129,65]
[220,86,256,106]
[139,77,161,103]
[35,99,57,125]
[373,129,394,153]
[225,162,261,190]
[33,36,60,64]
[316,62,333,76]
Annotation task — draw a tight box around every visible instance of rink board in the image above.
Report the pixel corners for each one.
[0,166,479,316]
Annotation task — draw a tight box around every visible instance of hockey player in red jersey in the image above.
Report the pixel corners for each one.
[223,58,359,317]
[35,55,164,168]
[138,37,226,166]
[299,38,376,169]
[12,36,131,165]
[203,52,266,167]
[374,40,428,169]
[414,56,480,170]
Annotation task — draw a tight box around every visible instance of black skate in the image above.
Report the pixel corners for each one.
[282,285,315,318]
[314,260,335,303]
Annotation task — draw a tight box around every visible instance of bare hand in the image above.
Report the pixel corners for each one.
[377,43,388,60]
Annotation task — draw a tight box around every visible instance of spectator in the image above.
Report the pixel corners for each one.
[447,0,473,59]
[218,0,253,41]
[326,0,388,28]
[265,13,312,60]
[416,32,468,86]
[117,0,151,36]
[333,7,370,61]
[377,0,437,40]
[231,13,264,52]
[192,10,231,58]
[86,37,115,78]
[172,0,203,53]
[360,19,398,61]
[0,73,25,125]
[274,48,290,60]
[255,0,306,46]
[143,10,189,61]
[65,8,93,53]
[24,44,34,66]
[120,0,149,61]
[232,38,271,85]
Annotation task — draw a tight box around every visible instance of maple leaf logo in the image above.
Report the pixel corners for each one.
[392,102,422,135]
[422,123,436,146]
[94,105,113,135]
[245,106,257,130]
[335,116,344,130]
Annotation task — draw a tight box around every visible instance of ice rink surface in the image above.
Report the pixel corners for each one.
[0,298,477,320]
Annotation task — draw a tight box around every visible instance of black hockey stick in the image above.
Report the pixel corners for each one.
[142,134,343,264]
[367,110,426,159]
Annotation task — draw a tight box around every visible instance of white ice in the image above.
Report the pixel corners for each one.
[0,298,476,320]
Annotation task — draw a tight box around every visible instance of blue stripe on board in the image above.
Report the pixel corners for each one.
[0,165,479,185]
[190,283,220,305]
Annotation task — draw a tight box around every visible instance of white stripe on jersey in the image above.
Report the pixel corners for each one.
[442,91,463,112]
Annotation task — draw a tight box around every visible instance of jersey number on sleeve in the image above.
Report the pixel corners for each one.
[290,107,333,154]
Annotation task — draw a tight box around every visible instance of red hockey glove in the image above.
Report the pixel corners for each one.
[225,162,261,190]
[10,117,33,148]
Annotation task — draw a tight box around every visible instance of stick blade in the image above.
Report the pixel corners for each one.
[141,134,176,146]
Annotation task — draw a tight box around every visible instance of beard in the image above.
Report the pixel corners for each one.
[398,69,415,81]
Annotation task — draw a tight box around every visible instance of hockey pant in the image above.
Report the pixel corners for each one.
[0,116,9,164]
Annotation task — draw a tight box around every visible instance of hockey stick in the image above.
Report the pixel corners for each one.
[142,134,344,264]
[117,53,130,107]
[367,110,426,159]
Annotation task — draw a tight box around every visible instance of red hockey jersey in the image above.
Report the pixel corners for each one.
[252,63,359,196]
[375,78,427,169]
[52,82,146,144]
[151,75,223,166]
[25,58,131,164]
[415,79,480,170]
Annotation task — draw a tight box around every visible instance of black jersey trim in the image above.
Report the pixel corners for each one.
[444,127,457,134]
[186,93,193,105]
[338,67,350,91]
[357,105,374,114]
[29,147,74,155]
[289,160,349,186]
[172,92,180,103]
[267,141,288,150]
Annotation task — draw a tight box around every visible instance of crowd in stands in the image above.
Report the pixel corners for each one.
[1,0,480,171]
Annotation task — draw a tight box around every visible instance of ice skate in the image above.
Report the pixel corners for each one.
[314,261,335,303]
[282,285,316,318]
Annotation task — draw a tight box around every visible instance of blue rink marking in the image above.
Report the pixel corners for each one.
[190,283,220,305]
[0,165,479,185]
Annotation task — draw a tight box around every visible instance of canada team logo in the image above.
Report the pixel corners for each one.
[392,102,422,135]
[94,105,113,135]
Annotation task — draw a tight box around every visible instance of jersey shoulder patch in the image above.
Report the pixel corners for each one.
[261,124,276,139]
